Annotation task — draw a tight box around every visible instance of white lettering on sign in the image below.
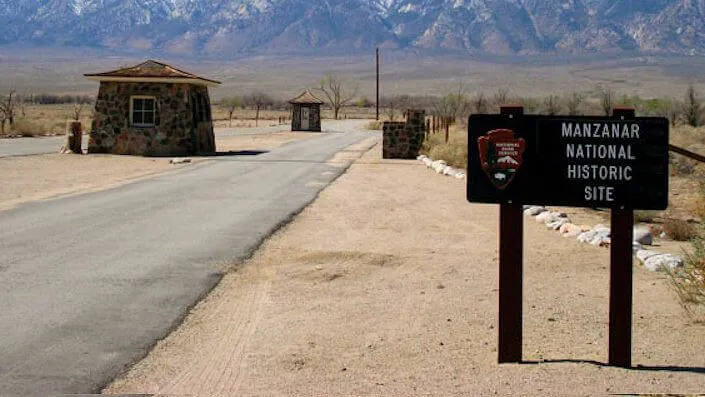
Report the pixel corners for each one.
[561,121,640,203]
[565,144,636,160]
[561,122,640,139]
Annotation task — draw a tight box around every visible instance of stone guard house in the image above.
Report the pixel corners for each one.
[84,60,220,156]
[289,90,323,132]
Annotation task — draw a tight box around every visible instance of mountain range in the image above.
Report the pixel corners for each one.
[1,0,704,57]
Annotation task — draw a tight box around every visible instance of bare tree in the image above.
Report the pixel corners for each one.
[542,95,562,115]
[0,90,17,134]
[71,103,85,121]
[599,88,614,116]
[683,84,702,127]
[317,74,358,120]
[434,84,470,124]
[471,92,489,114]
[381,95,411,121]
[492,88,511,110]
[565,92,584,116]
[220,97,243,127]
[244,92,273,127]
[668,100,682,127]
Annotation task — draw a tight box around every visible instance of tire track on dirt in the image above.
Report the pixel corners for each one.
[160,269,270,396]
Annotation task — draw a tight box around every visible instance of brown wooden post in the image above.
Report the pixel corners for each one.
[498,105,524,363]
[609,107,636,368]
[444,118,450,143]
[68,121,82,154]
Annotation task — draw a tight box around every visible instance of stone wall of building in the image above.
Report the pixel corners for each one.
[382,109,426,159]
[89,82,216,156]
[291,104,322,132]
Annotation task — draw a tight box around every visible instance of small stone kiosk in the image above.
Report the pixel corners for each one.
[84,60,220,156]
[289,90,323,132]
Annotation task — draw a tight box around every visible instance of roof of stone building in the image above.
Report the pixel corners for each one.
[289,90,324,104]
[84,60,221,86]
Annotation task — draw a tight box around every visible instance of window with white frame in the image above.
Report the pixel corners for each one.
[131,96,156,127]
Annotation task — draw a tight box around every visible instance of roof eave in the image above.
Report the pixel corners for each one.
[85,75,221,87]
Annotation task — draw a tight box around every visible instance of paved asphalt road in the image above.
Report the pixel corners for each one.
[0,124,290,158]
[0,120,376,396]
[0,134,69,158]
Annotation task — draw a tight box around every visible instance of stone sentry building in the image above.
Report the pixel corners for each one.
[84,60,220,156]
[289,90,323,132]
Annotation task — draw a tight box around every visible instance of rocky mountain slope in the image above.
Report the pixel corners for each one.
[0,0,703,57]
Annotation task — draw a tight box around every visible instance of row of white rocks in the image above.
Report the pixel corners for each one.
[417,155,466,179]
[524,205,683,273]
[416,154,684,273]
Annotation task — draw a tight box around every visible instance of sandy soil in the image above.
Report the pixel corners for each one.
[0,132,312,211]
[103,138,705,396]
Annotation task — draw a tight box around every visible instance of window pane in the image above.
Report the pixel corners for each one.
[143,99,154,111]
[143,111,154,124]
[133,98,144,110]
[133,111,143,125]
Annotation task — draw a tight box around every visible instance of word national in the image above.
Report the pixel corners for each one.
[561,122,641,139]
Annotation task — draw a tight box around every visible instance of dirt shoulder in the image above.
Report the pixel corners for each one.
[104,139,705,396]
[0,131,312,211]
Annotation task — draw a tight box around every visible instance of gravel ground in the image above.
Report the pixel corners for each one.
[104,138,705,396]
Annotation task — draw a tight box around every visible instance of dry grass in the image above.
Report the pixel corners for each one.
[664,219,700,241]
[666,229,705,321]
[0,104,93,137]
[421,123,468,169]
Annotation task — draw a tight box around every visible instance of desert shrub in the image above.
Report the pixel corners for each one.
[634,210,660,223]
[666,228,705,320]
[664,219,699,241]
[670,154,697,176]
[365,120,383,130]
[671,125,705,149]
[11,119,46,137]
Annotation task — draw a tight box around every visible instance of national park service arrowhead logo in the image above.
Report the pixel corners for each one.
[478,129,526,190]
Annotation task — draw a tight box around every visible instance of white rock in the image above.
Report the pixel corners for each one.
[170,158,192,164]
[524,206,547,216]
[442,166,454,175]
[577,230,595,243]
[636,249,663,264]
[454,173,465,179]
[417,155,427,161]
[560,223,584,237]
[633,227,653,246]
[643,254,684,272]
[633,242,644,252]
[538,212,570,225]
[535,211,554,223]
[547,218,570,230]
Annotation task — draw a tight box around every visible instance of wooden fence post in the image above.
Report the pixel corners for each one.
[68,121,82,154]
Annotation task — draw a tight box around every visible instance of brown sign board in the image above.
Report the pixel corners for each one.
[467,115,669,210]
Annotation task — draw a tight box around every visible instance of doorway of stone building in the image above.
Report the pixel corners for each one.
[301,107,310,130]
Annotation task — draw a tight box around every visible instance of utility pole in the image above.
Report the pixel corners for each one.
[376,47,380,121]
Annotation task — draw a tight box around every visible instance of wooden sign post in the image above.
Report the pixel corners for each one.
[498,106,524,363]
[467,107,669,367]
[609,107,636,368]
